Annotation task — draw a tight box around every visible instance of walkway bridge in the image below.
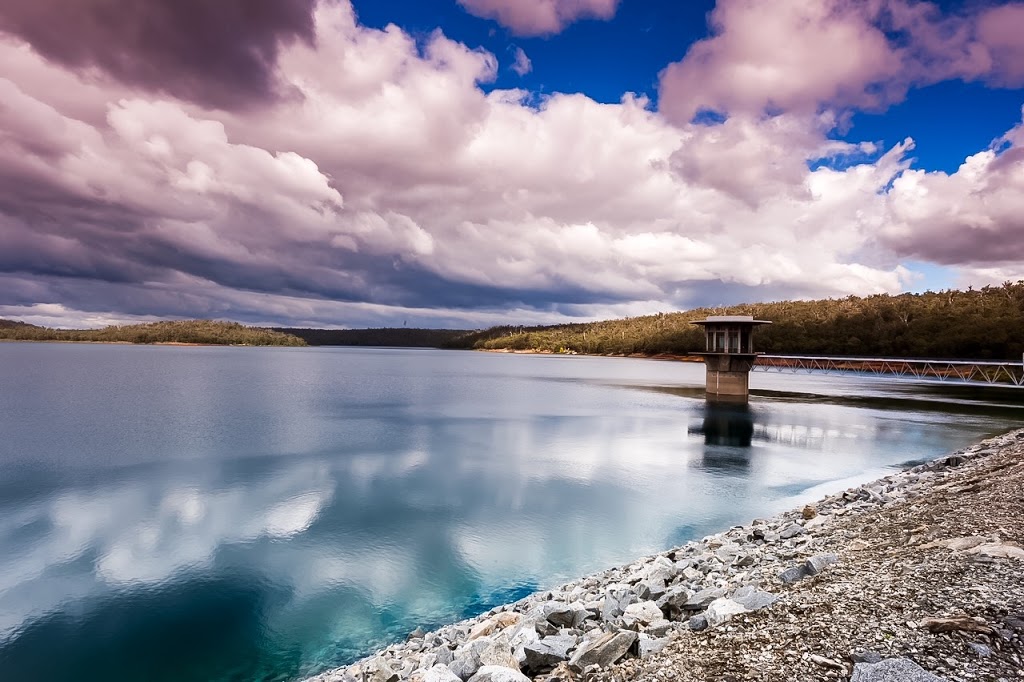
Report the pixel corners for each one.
[752,355,1024,387]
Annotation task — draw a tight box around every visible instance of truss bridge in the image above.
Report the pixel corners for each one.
[752,355,1024,387]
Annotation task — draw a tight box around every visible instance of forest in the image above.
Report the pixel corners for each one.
[2,282,1022,359]
[444,282,1024,361]
[0,319,307,346]
[275,327,466,347]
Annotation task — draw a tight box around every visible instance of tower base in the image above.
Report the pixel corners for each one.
[699,353,758,403]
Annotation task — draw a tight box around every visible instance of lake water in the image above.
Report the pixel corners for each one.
[0,344,1020,681]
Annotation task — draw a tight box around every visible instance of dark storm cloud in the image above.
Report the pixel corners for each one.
[0,0,317,109]
[0,163,178,289]
[130,231,626,312]
[0,147,866,327]
[885,223,1024,265]
[0,166,627,321]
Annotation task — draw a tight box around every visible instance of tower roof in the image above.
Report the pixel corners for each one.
[691,315,771,326]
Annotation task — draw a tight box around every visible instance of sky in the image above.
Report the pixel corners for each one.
[1,0,1023,330]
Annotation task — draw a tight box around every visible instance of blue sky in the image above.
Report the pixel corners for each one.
[0,0,1022,328]
[354,1,713,103]
[352,0,1024,172]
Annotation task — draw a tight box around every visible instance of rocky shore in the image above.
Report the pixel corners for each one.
[308,429,1024,682]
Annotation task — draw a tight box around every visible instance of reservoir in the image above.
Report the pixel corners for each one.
[0,343,1020,681]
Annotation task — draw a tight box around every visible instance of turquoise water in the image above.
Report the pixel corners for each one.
[0,343,1020,681]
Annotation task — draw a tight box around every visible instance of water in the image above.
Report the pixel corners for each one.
[0,344,1020,681]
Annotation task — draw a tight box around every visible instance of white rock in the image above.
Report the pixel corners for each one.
[637,633,669,658]
[704,598,748,627]
[804,515,828,530]
[424,665,462,682]
[622,601,663,628]
[966,542,1024,560]
[466,666,531,682]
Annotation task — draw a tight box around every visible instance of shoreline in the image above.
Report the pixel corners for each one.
[476,348,704,363]
[307,428,1024,682]
[0,338,298,347]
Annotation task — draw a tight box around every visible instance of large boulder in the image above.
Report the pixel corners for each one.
[850,658,946,682]
[730,585,778,611]
[636,577,667,600]
[565,602,594,628]
[568,631,638,670]
[621,601,663,630]
[681,566,703,582]
[779,565,810,585]
[643,556,677,584]
[478,637,518,670]
[704,598,748,627]
[510,624,541,667]
[359,657,399,682]
[682,587,727,610]
[601,585,636,622]
[522,635,577,671]
[449,654,482,681]
[466,666,532,682]
[458,637,494,659]
[424,665,462,682]
[714,542,743,564]
[637,633,669,659]
[657,586,692,611]
[805,553,839,576]
[645,618,674,637]
[541,602,576,628]
[779,523,805,539]
[450,638,493,681]
[469,613,521,640]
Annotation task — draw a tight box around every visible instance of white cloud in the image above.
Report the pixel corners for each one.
[2,0,1023,330]
[881,112,1024,266]
[456,0,619,36]
[511,46,532,76]
[658,0,1024,123]
[660,0,900,123]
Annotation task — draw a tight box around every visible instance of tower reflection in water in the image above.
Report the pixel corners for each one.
[688,402,756,472]
[693,402,755,447]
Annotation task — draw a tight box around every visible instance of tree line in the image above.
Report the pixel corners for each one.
[0,319,307,346]
[443,282,1024,361]
[275,327,466,347]
[3,282,1021,359]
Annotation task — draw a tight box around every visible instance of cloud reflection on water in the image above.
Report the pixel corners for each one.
[0,403,846,645]
[0,346,1017,681]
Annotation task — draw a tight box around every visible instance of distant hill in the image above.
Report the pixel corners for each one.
[0,319,39,330]
[0,319,306,346]
[276,327,469,347]
[444,282,1024,361]
[4,281,1022,358]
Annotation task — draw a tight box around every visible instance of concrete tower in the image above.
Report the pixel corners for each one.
[691,315,771,403]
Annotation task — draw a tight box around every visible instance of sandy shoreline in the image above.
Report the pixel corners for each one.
[306,428,1024,682]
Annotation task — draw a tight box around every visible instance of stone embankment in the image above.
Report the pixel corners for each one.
[309,429,1024,682]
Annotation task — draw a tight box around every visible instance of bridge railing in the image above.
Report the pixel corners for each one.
[752,355,1024,387]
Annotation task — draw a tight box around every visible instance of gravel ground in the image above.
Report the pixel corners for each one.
[589,431,1024,682]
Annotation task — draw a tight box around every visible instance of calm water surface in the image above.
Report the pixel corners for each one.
[0,344,1020,681]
